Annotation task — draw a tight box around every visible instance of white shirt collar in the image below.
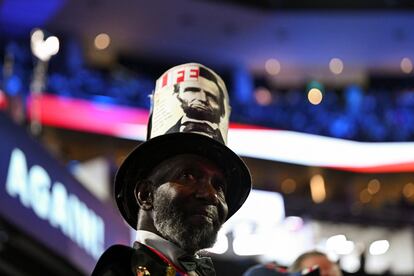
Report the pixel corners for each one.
[136,230,187,270]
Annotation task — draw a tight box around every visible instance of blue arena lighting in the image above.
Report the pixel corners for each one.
[0,0,66,34]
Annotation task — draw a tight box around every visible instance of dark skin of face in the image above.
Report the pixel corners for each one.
[134,154,229,253]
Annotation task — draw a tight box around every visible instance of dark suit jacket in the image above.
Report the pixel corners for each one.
[91,242,177,276]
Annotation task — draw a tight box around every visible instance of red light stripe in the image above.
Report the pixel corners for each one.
[27,94,148,137]
[26,93,414,174]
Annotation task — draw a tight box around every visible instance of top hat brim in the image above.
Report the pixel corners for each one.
[115,132,252,229]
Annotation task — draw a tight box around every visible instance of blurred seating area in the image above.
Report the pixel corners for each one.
[2,39,414,142]
[232,85,414,142]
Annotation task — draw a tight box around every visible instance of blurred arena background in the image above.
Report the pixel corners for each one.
[1,0,414,275]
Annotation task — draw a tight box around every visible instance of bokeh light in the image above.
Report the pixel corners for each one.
[281,178,296,194]
[400,57,413,74]
[369,240,390,255]
[254,87,272,105]
[31,29,60,61]
[326,234,355,255]
[94,33,111,50]
[329,58,344,74]
[265,58,281,75]
[367,179,381,195]
[402,182,414,198]
[308,88,323,105]
[310,174,326,203]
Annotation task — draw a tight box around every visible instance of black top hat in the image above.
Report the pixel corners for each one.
[115,63,252,229]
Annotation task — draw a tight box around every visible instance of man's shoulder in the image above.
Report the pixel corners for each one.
[91,243,171,276]
[91,244,135,276]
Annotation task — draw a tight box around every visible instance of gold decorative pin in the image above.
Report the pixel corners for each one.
[136,266,150,276]
[166,265,176,276]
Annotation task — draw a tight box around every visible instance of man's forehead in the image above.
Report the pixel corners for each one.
[180,77,218,92]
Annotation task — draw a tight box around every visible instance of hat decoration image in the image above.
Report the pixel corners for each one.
[115,63,252,229]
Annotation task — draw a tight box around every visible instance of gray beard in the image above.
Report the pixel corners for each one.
[152,190,220,254]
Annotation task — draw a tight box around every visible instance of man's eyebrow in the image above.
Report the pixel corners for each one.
[183,87,201,92]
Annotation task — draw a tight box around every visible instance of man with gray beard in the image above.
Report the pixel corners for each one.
[92,63,251,276]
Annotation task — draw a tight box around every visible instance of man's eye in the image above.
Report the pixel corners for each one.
[181,172,196,181]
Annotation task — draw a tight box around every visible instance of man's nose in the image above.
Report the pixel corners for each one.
[195,180,219,204]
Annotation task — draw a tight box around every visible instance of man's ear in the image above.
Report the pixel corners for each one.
[134,180,154,211]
